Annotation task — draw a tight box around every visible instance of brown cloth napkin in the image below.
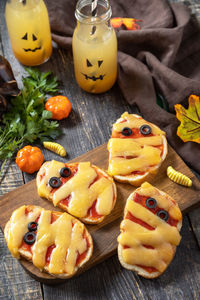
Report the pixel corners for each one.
[45,0,200,173]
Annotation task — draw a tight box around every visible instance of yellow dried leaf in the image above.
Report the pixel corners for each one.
[175,95,200,143]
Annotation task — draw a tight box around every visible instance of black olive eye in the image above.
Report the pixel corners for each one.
[24,232,36,245]
[32,34,37,41]
[60,167,71,178]
[28,222,38,232]
[49,177,61,188]
[157,210,169,222]
[22,33,28,40]
[140,125,152,135]
[122,127,132,136]
[146,197,157,209]
[86,59,92,67]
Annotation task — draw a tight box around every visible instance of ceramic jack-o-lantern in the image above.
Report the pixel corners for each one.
[5,0,52,66]
[72,0,117,94]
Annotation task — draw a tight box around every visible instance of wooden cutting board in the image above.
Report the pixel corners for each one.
[0,143,199,284]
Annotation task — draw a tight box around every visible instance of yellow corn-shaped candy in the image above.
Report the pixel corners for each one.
[167,166,192,187]
[43,142,67,157]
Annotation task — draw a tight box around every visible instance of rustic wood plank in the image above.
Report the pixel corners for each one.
[0,163,43,300]
[0,1,43,299]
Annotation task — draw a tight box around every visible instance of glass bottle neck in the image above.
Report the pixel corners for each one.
[75,0,112,24]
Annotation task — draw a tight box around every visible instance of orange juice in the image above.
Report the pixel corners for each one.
[72,0,117,94]
[5,0,52,66]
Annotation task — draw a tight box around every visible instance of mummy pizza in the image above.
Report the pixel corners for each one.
[117,182,182,278]
[4,205,93,278]
[107,112,168,186]
[36,161,117,224]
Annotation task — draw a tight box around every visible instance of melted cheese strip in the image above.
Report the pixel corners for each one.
[53,162,114,217]
[5,206,41,258]
[108,113,165,176]
[5,206,88,275]
[118,183,182,273]
[108,145,161,176]
[138,182,182,220]
[113,112,165,135]
[121,243,173,272]
[38,160,65,198]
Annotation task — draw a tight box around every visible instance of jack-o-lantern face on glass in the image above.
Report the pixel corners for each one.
[72,3,118,94]
[5,0,52,66]
[73,46,117,94]
[21,32,42,53]
[82,59,105,82]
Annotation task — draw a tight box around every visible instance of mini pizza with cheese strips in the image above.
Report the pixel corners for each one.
[117,182,182,278]
[36,161,117,224]
[4,205,93,278]
[107,112,168,186]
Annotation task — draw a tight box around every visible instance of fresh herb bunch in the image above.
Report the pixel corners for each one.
[0,68,62,173]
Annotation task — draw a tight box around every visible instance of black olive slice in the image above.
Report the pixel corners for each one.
[60,167,71,178]
[140,125,152,135]
[28,222,38,232]
[146,197,157,209]
[24,232,36,245]
[157,210,169,222]
[49,177,61,188]
[122,127,132,136]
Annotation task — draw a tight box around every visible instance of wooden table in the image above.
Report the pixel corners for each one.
[0,0,200,299]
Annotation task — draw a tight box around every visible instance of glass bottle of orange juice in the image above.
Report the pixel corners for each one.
[72,0,117,94]
[5,0,52,66]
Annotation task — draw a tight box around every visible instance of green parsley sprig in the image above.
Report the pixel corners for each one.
[0,68,62,174]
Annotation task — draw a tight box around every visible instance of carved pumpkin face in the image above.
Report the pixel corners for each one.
[82,58,105,81]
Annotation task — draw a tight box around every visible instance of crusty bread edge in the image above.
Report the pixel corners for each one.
[4,207,93,279]
[36,162,117,224]
[117,186,182,279]
[109,114,168,186]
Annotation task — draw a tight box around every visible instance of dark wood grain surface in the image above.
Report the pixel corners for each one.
[0,0,200,299]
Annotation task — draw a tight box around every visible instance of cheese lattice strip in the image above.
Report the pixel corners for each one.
[38,160,65,198]
[38,161,114,218]
[138,182,182,220]
[108,113,166,177]
[108,143,161,176]
[5,206,89,276]
[113,112,165,135]
[118,182,182,273]
[6,205,41,258]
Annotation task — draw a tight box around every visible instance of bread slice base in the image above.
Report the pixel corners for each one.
[109,114,168,186]
[117,186,182,279]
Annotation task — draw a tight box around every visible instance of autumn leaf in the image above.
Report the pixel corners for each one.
[111,18,141,31]
[175,95,200,143]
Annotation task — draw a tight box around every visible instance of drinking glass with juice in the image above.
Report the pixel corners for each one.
[5,0,52,66]
[72,0,117,94]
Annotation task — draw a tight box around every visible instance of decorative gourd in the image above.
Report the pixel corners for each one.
[43,141,67,157]
[167,166,192,187]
